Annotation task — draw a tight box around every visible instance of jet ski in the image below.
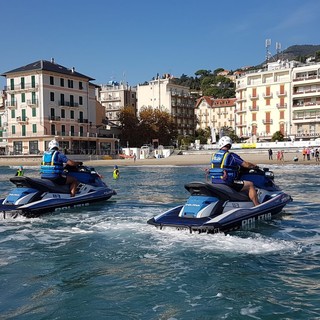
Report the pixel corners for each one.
[0,164,116,218]
[148,167,292,234]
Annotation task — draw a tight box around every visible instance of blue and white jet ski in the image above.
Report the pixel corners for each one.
[0,164,116,218]
[148,167,292,234]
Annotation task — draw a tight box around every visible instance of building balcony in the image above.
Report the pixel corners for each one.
[48,116,61,122]
[262,93,273,99]
[293,76,320,82]
[277,91,287,97]
[27,99,39,107]
[235,108,247,114]
[262,119,273,124]
[292,115,320,123]
[78,118,89,123]
[58,101,79,108]
[249,106,259,111]
[248,94,259,100]
[5,84,38,92]
[235,122,247,127]
[5,101,17,109]
[276,103,287,109]
[16,116,29,124]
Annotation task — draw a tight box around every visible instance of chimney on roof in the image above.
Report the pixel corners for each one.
[51,58,55,64]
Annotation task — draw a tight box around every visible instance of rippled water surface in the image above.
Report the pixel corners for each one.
[0,164,319,319]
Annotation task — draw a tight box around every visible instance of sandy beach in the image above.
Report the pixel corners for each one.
[0,149,314,167]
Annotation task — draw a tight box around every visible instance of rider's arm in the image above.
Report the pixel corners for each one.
[66,159,82,167]
[241,160,258,169]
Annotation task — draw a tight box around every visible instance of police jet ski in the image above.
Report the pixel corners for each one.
[148,167,292,234]
[0,164,116,218]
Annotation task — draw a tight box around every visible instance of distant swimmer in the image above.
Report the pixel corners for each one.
[113,165,120,179]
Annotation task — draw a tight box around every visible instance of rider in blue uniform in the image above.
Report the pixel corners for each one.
[41,139,82,197]
[210,136,260,206]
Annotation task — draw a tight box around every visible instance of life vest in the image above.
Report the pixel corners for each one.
[209,150,240,184]
[40,150,64,179]
[16,169,24,176]
[113,169,119,180]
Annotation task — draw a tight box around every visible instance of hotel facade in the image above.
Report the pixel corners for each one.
[1,59,119,155]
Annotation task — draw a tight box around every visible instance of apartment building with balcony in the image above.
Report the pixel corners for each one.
[292,64,320,139]
[236,61,293,140]
[1,59,118,155]
[236,60,320,141]
[98,81,137,126]
[195,96,236,134]
[137,76,196,137]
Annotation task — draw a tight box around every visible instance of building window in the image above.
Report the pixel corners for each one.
[12,125,16,134]
[70,110,74,119]
[79,81,83,90]
[60,93,65,105]
[60,78,64,87]
[32,92,36,104]
[11,109,15,119]
[70,125,75,136]
[61,125,66,136]
[10,79,14,90]
[21,77,25,89]
[22,125,26,136]
[29,140,38,154]
[50,92,55,101]
[32,108,36,117]
[21,93,26,103]
[32,124,37,133]
[51,124,55,135]
[50,76,54,85]
[68,79,73,88]
[79,96,83,105]
[61,109,65,118]
[70,95,74,106]
[31,75,35,88]
[22,109,26,121]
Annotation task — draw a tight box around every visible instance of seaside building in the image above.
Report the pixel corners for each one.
[1,59,119,155]
[194,96,236,140]
[236,60,294,140]
[98,81,137,126]
[137,75,196,137]
[236,60,320,141]
[291,64,320,139]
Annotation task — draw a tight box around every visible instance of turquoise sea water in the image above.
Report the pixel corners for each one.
[0,164,319,320]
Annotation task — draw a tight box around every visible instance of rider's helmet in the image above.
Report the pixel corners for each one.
[48,139,59,150]
[218,136,233,149]
[114,165,118,169]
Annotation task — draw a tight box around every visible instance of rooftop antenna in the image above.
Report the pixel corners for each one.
[265,38,271,63]
[276,42,281,60]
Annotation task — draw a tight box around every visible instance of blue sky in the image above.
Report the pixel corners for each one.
[1,0,319,87]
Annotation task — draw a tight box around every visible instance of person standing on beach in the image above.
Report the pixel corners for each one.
[316,149,319,163]
[209,136,260,206]
[268,148,273,160]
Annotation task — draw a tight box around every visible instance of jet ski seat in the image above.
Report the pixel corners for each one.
[10,176,71,194]
[185,182,249,202]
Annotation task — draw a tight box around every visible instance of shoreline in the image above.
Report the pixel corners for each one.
[1,151,317,167]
